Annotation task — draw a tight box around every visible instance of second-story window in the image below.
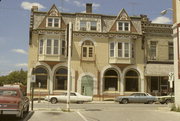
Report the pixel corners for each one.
[39,39,44,54]
[149,41,157,60]
[47,18,60,27]
[90,21,97,31]
[61,40,66,55]
[80,21,86,31]
[110,42,115,57]
[124,43,130,57]
[110,42,131,58]
[118,43,122,57]
[46,39,52,54]
[117,21,130,31]
[82,40,94,60]
[53,39,59,54]
[168,42,174,60]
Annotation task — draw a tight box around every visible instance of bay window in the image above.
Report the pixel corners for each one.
[39,39,66,55]
[39,39,44,54]
[109,42,131,58]
[110,42,115,57]
[46,39,52,54]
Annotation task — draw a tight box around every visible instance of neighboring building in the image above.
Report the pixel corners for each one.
[172,0,180,106]
[27,4,173,100]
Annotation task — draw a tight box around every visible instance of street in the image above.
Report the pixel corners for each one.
[1,102,180,121]
[28,102,180,121]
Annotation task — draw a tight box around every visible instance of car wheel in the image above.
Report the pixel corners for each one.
[147,101,153,104]
[77,101,84,104]
[51,98,58,104]
[121,99,128,104]
[165,99,171,104]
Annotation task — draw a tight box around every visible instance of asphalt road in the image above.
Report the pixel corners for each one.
[1,102,180,121]
[27,102,180,121]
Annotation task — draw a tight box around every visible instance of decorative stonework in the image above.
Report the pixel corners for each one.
[32,30,65,35]
[49,8,59,16]
[120,12,128,20]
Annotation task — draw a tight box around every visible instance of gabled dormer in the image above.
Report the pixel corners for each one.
[109,9,137,33]
[38,4,66,29]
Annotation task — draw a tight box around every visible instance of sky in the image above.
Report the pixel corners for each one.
[0,0,172,76]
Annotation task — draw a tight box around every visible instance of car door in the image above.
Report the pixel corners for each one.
[70,93,78,102]
[139,93,147,103]
[129,93,139,103]
[58,93,66,102]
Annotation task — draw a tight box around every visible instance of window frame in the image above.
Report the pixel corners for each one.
[149,41,157,60]
[39,39,44,54]
[90,21,97,31]
[81,41,95,60]
[80,21,87,31]
[110,42,131,58]
[117,21,130,32]
[47,17,60,28]
[168,42,174,60]
[110,42,115,57]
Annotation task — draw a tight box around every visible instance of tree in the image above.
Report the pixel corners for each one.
[0,69,27,86]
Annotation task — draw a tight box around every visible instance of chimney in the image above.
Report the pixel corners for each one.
[86,3,92,13]
[31,6,38,12]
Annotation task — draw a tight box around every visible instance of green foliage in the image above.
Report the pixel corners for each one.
[0,69,27,86]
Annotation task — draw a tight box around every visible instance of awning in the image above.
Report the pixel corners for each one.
[145,64,174,76]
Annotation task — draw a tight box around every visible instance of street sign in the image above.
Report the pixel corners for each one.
[31,75,36,83]
[168,72,174,88]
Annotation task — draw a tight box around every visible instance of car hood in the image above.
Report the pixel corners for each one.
[0,96,19,104]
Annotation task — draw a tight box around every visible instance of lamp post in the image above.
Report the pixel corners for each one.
[160,8,173,15]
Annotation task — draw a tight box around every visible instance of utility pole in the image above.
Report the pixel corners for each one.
[67,22,72,111]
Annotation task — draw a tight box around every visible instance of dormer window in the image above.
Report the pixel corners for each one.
[117,21,130,31]
[47,18,60,27]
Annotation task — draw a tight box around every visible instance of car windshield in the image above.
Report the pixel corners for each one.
[0,90,18,96]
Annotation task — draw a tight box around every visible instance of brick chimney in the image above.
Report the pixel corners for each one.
[31,6,38,12]
[86,3,92,13]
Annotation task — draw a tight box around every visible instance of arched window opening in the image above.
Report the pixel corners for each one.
[125,70,139,92]
[54,68,67,90]
[82,40,95,61]
[34,67,48,89]
[104,69,118,91]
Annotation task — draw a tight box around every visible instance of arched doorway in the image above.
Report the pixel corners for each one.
[54,68,67,90]
[81,75,93,96]
[34,67,48,89]
[104,69,118,91]
[125,70,139,92]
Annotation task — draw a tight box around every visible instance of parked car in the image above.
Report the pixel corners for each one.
[115,92,158,104]
[0,86,29,118]
[45,92,93,104]
[158,94,174,104]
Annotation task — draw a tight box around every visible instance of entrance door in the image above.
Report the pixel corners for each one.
[81,76,93,96]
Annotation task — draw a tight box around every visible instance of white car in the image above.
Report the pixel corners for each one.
[44,92,93,104]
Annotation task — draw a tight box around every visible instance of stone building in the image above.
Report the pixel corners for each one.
[27,4,173,100]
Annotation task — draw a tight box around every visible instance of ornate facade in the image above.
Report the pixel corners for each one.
[27,4,173,100]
